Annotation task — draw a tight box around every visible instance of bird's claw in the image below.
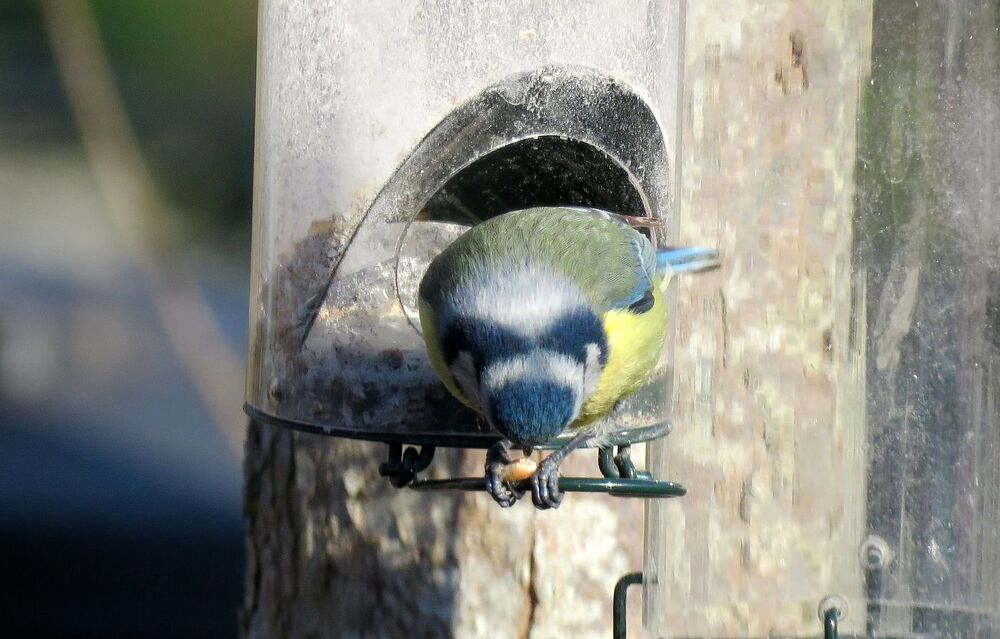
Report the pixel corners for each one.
[485,460,523,507]
[485,440,524,507]
[530,457,563,510]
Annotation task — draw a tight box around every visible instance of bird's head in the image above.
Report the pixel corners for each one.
[479,350,594,449]
[437,270,608,451]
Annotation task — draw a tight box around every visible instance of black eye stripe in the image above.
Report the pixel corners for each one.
[440,321,471,365]
[537,308,608,367]
[441,319,529,369]
[440,308,608,370]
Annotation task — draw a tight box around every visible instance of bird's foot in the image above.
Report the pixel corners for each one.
[486,461,521,508]
[530,455,563,510]
[485,440,523,508]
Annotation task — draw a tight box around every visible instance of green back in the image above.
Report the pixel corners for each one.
[419,207,655,313]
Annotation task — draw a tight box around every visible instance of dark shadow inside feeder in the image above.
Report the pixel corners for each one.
[417,135,648,225]
[395,135,654,331]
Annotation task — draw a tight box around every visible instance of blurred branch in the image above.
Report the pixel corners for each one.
[40,0,246,459]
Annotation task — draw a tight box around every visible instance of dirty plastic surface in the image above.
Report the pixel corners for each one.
[246,2,684,445]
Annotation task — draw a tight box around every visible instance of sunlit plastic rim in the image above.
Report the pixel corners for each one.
[244,403,671,450]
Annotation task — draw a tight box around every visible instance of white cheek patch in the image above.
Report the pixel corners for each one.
[583,342,604,396]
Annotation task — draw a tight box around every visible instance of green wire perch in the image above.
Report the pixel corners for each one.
[409,475,685,499]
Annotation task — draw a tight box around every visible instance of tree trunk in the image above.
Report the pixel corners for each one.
[645,1,1000,638]
[241,424,648,639]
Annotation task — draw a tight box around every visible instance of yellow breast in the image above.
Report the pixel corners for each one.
[575,280,668,426]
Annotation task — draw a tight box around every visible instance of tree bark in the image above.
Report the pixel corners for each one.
[241,423,648,639]
[645,2,874,636]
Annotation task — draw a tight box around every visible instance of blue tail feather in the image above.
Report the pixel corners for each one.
[656,246,721,275]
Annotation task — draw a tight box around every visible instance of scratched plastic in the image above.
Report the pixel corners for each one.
[246,2,684,445]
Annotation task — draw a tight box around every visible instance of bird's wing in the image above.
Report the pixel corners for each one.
[419,206,658,314]
[524,206,659,313]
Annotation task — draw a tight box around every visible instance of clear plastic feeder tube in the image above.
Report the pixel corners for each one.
[247,2,685,445]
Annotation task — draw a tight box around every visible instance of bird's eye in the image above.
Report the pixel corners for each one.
[440,323,472,365]
[537,308,608,368]
[627,288,655,314]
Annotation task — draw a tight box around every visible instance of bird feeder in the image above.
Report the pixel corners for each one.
[247,2,1000,638]
[246,2,686,495]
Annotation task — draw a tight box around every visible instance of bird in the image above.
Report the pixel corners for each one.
[417,206,719,509]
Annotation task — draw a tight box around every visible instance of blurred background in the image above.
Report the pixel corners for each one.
[1,1,256,636]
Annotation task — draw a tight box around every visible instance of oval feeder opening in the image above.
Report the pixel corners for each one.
[419,135,648,224]
[395,135,653,332]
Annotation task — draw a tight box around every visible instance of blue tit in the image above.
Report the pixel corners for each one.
[418,206,719,509]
